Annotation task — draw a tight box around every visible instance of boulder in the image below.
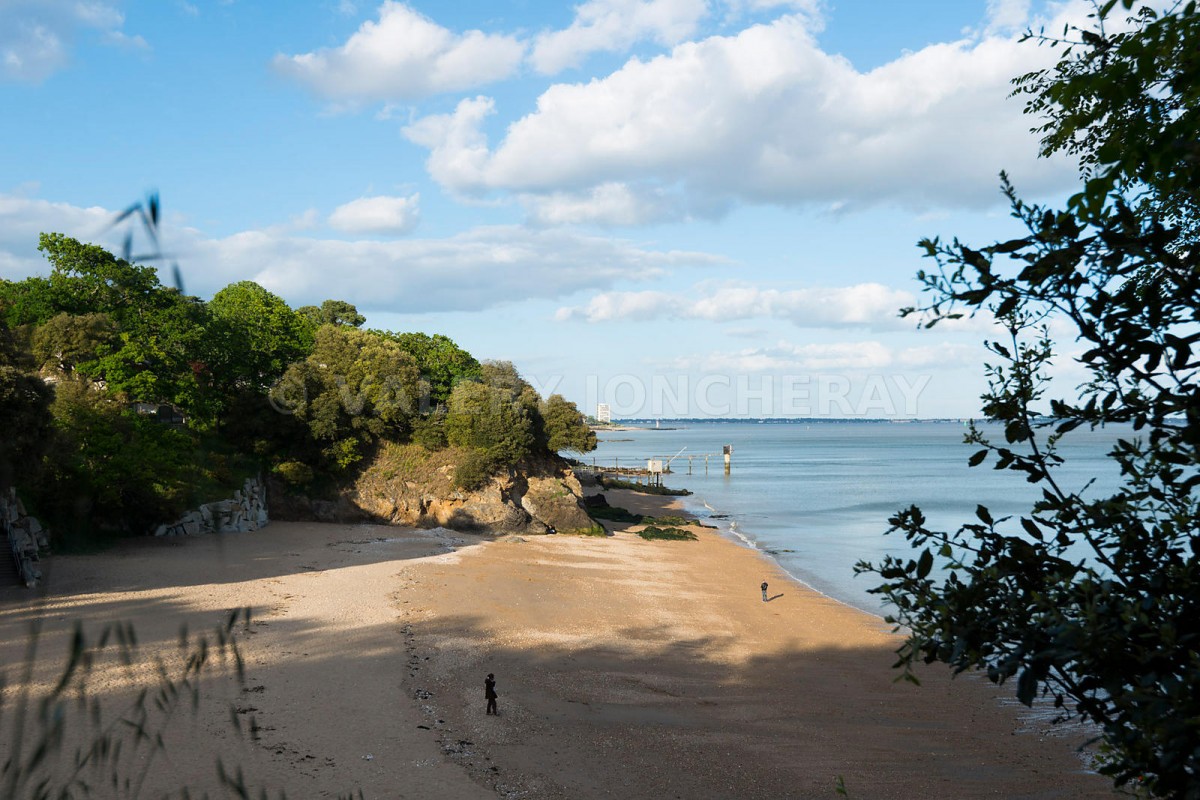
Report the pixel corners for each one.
[445,478,531,532]
[583,493,610,508]
[519,473,599,535]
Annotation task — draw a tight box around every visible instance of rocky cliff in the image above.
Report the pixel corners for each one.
[271,444,601,536]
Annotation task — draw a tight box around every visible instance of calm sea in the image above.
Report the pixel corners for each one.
[586,420,1130,616]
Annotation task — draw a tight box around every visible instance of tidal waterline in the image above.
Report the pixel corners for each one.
[587,420,1128,614]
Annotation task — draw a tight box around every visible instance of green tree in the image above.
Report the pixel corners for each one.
[270,326,421,471]
[0,320,53,488]
[411,406,449,450]
[386,331,481,407]
[39,233,162,321]
[297,299,366,329]
[7,235,223,423]
[31,312,119,375]
[36,379,195,538]
[209,281,314,389]
[85,290,218,423]
[2,234,168,340]
[540,394,597,454]
[444,381,534,462]
[444,378,536,487]
[1014,0,1200,241]
[0,276,57,331]
[856,3,1200,796]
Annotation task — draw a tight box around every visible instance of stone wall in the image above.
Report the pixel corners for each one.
[153,477,269,537]
[1,487,50,588]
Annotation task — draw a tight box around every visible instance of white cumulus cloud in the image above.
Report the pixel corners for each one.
[530,0,709,75]
[0,193,116,276]
[0,192,725,313]
[274,2,525,103]
[195,225,722,312]
[555,282,916,329]
[328,194,421,235]
[677,339,978,372]
[1,1,137,82]
[405,8,1081,222]
[521,182,692,226]
[985,0,1032,33]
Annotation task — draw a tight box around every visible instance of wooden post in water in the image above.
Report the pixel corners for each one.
[723,444,732,475]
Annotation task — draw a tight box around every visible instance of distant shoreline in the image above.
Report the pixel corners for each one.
[602,417,975,425]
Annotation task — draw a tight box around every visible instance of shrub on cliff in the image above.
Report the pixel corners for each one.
[383,331,481,406]
[411,407,449,450]
[270,325,422,472]
[443,361,599,488]
[540,393,596,454]
[445,379,535,484]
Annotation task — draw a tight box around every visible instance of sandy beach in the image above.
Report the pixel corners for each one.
[0,489,1116,798]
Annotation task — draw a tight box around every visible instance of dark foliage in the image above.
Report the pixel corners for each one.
[0,227,593,543]
[856,2,1200,795]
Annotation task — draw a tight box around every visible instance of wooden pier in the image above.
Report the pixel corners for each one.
[581,445,733,479]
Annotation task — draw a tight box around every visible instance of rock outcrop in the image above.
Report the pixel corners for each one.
[153,477,268,537]
[276,444,600,536]
[1,487,49,587]
[518,471,598,534]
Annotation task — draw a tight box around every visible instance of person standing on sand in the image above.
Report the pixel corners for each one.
[761,580,768,602]
[485,673,498,715]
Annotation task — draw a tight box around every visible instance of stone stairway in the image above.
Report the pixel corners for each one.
[0,533,20,586]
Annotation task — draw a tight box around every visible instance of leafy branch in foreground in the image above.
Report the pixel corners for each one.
[0,608,356,799]
[857,2,1200,797]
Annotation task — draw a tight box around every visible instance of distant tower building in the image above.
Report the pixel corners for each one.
[597,403,612,424]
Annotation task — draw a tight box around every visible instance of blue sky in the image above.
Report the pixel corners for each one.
[1,0,1099,418]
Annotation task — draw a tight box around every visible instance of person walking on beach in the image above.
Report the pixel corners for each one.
[761,580,769,602]
[485,673,498,715]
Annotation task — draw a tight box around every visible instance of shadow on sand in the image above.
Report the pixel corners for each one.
[0,525,1115,800]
